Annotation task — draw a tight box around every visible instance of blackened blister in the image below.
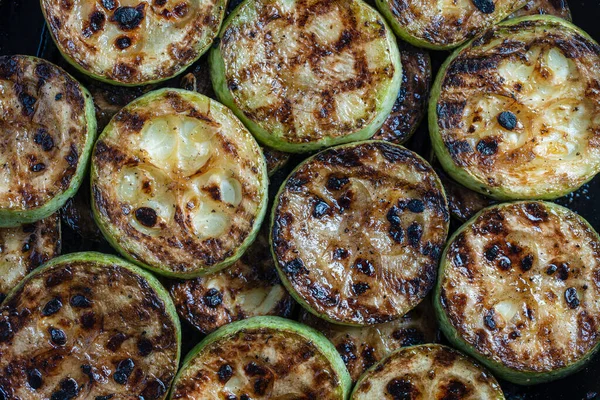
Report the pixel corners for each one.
[472,0,495,14]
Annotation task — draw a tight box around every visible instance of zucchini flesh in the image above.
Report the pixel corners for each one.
[436,201,600,384]
[210,0,402,153]
[373,41,431,145]
[300,299,437,382]
[41,0,225,85]
[375,0,527,50]
[0,55,96,227]
[170,316,351,399]
[272,141,449,325]
[0,214,60,303]
[169,229,295,334]
[351,344,505,399]
[91,89,268,278]
[430,16,600,200]
[0,252,181,399]
[508,0,571,20]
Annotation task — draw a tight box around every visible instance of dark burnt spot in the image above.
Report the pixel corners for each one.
[137,338,153,356]
[19,92,37,116]
[312,197,330,218]
[106,332,127,351]
[353,258,375,277]
[389,226,404,243]
[45,267,73,287]
[386,378,415,400]
[95,396,114,400]
[50,327,67,346]
[65,145,78,167]
[116,111,147,131]
[472,0,494,13]
[484,309,496,330]
[42,297,63,316]
[173,2,189,17]
[227,80,239,91]
[337,191,353,212]
[114,358,135,384]
[115,36,132,49]
[218,364,234,383]
[362,345,377,370]
[86,11,106,37]
[476,137,498,156]
[141,379,166,399]
[524,202,548,223]
[337,341,357,364]
[497,111,517,130]
[70,294,92,308]
[204,185,221,201]
[509,331,520,340]
[0,56,17,79]
[61,378,78,397]
[333,248,349,260]
[448,57,497,75]
[387,206,402,228]
[113,63,137,81]
[254,377,270,396]
[520,254,534,272]
[565,288,580,309]
[379,143,410,163]
[547,264,558,275]
[0,318,13,342]
[112,5,145,30]
[34,129,55,152]
[310,284,337,306]
[407,223,422,247]
[203,288,223,308]
[245,362,267,376]
[557,263,569,280]
[35,62,54,84]
[498,256,512,271]
[477,209,504,235]
[407,199,424,213]
[320,147,363,167]
[392,328,425,347]
[435,347,457,366]
[441,379,470,400]
[27,368,43,389]
[326,176,349,191]
[334,30,353,51]
[283,258,307,276]
[352,282,369,295]
[55,93,62,100]
[81,311,96,329]
[51,390,70,400]
[31,163,46,173]
[484,244,499,261]
[22,240,31,252]
[135,207,158,227]
[102,0,116,9]
[445,140,472,158]
[153,0,167,5]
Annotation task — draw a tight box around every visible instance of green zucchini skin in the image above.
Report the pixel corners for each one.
[91,88,268,278]
[0,55,97,227]
[429,16,600,200]
[209,0,402,153]
[170,316,351,399]
[351,344,505,399]
[0,251,181,399]
[40,0,226,86]
[271,140,449,326]
[435,201,600,384]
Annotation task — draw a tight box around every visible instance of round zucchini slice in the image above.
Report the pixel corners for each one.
[372,41,431,145]
[0,214,60,304]
[375,0,526,50]
[0,252,181,399]
[209,0,402,153]
[351,344,505,399]
[300,298,438,382]
[40,0,225,86]
[271,141,449,325]
[91,88,268,278]
[170,316,351,399]
[508,0,571,20]
[169,228,295,334]
[435,201,600,384]
[430,16,600,200]
[0,55,96,227]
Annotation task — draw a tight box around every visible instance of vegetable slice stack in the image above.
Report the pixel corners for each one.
[272,141,449,325]
[0,55,96,227]
[436,201,600,384]
[210,0,402,152]
[0,252,181,399]
[91,88,268,278]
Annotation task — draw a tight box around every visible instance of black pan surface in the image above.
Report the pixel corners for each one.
[1,1,599,398]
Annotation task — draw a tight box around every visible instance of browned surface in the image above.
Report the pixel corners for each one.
[509,0,571,20]
[273,142,449,325]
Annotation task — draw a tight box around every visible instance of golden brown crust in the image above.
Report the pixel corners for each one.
[273,142,449,325]
[439,202,600,373]
[0,259,179,399]
[41,0,224,84]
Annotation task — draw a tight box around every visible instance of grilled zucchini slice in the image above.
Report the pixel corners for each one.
[91,88,268,278]
[0,55,96,227]
[209,0,402,153]
[300,299,438,382]
[0,214,60,304]
[508,0,571,20]
[430,16,600,200]
[351,344,505,399]
[435,201,600,384]
[169,229,295,334]
[372,41,431,145]
[0,252,181,399]
[272,141,449,325]
[375,0,526,50]
[40,0,225,86]
[170,316,351,399]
